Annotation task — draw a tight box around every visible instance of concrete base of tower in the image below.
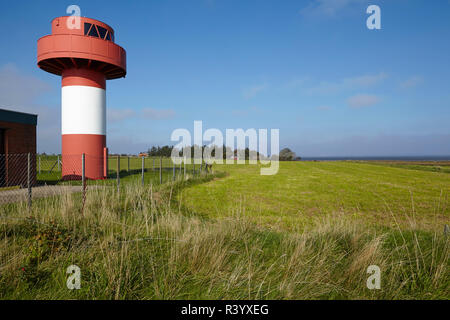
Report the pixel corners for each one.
[61,134,106,180]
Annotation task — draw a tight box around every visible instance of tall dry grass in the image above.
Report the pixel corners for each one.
[0,178,448,299]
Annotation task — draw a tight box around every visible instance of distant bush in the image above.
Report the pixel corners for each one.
[279,148,296,161]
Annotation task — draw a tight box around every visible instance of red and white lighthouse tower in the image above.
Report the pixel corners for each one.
[37,16,126,179]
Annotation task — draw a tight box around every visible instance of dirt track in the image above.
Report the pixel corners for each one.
[0,185,83,204]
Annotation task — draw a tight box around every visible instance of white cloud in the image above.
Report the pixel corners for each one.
[316,105,332,111]
[107,108,135,122]
[285,76,310,89]
[348,72,388,86]
[400,76,423,89]
[0,63,60,153]
[107,135,152,155]
[141,107,176,120]
[242,83,268,99]
[300,0,368,18]
[0,63,52,107]
[347,94,380,108]
[109,107,177,122]
[231,106,263,117]
[307,72,387,95]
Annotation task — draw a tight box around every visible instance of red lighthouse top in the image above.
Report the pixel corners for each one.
[37,16,126,79]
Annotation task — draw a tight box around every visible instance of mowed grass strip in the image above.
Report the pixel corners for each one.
[180,161,450,230]
[358,160,450,174]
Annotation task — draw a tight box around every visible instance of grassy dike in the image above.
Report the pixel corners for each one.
[0,167,448,299]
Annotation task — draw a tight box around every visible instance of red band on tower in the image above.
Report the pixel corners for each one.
[62,68,106,89]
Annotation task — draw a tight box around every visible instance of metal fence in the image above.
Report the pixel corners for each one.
[0,153,35,206]
[0,153,212,206]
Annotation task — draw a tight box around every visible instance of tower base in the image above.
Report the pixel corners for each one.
[61,134,106,180]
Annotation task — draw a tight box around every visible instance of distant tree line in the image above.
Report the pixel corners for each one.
[147,145,263,160]
[146,145,300,161]
[148,146,174,157]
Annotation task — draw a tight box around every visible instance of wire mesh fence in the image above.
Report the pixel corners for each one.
[0,153,35,205]
[0,153,213,206]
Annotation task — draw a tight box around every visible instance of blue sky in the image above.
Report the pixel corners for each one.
[1,0,449,156]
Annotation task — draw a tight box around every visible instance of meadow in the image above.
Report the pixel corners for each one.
[181,161,449,231]
[0,161,448,299]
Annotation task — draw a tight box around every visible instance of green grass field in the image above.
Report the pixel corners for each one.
[181,161,449,231]
[0,161,448,299]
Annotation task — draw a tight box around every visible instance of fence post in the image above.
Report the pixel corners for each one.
[81,153,85,195]
[184,157,186,180]
[159,157,162,184]
[27,153,32,209]
[173,160,175,181]
[57,155,60,171]
[127,156,130,172]
[200,160,203,175]
[103,147,108,179]
[141,156,145,186]
[117,155,120,193]
[38,156,41,174]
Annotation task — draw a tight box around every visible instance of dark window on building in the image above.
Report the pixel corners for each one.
[88,25,99,37]
[98,25,107,39]
[110,32,114,42]
[105,32,111,41]
[84,23,92,35]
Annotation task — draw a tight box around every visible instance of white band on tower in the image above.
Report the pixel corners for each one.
[61,85,106,135]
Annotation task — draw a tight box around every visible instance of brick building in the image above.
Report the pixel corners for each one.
[0,108,38,187]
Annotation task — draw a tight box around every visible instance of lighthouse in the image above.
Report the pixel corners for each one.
[37,16,126,179]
